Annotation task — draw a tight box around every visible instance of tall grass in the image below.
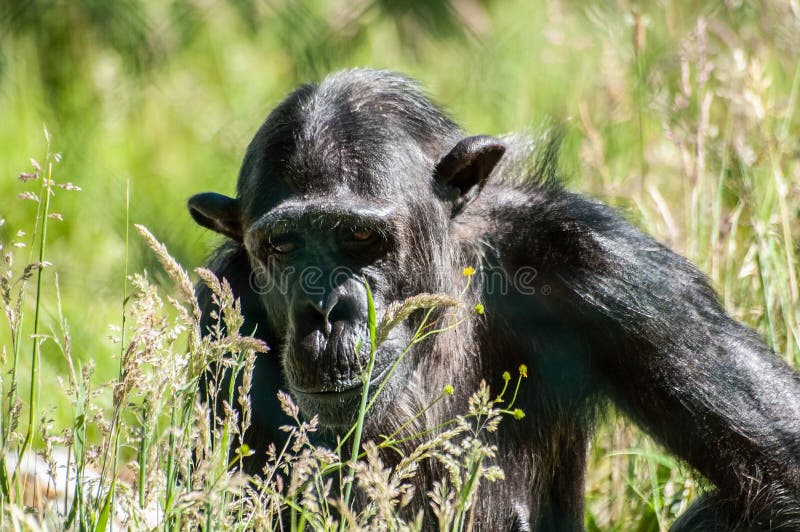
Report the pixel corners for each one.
[0,2,798,530]
[0,157,523,529]
[584,8,800,531]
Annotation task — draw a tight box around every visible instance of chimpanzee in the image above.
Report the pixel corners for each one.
[188,69,800,530]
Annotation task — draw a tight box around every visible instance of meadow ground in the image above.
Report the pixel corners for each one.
[1,1,798,529]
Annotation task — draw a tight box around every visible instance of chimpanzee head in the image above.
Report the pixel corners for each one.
[188,69,505,428]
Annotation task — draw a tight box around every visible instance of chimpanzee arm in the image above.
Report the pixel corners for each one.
[483,184,800,529]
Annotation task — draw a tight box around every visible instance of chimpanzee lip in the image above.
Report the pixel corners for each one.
[290,363,392,398]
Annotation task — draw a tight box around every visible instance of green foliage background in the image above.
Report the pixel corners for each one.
[1,1,798,528]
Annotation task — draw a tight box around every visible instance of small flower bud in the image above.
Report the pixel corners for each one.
[513,408,525,420]
[462,266,476,277]
[502,371,511,381]
[474,303,485,315]
[444,384,454,395]
[519,364,528,378]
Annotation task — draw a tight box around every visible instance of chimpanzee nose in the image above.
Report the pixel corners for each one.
[308,291,360,336]
[310,291,339,336]
[294,281,367,337]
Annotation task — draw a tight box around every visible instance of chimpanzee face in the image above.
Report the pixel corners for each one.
[242,193,427,427]
[188,72,504,428]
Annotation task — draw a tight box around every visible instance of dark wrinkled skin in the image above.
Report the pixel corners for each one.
[189,69,800,531]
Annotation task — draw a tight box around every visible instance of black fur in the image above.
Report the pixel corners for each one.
[190,69,800,530]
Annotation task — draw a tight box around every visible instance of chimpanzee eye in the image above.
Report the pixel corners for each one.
[272,241,297,254]
[350,228,374,241]
[268,231,300,255]
[340,226,376,244]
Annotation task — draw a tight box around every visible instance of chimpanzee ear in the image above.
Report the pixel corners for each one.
[187,192,243,242]
[434,135,505,213]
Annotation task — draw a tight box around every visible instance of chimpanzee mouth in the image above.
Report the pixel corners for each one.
[289,362,393,401]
